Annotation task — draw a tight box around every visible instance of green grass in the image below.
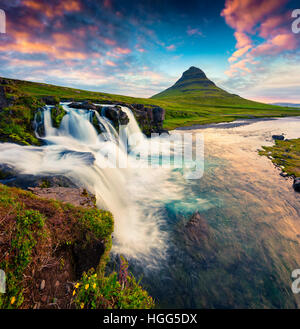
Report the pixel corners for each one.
[1,76,300,132]
[259,139,300,177]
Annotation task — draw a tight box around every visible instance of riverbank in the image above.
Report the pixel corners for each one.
[259,138,300,192]
[0,183,154,309]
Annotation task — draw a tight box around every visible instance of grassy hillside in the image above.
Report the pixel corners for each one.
[1,74,300,132]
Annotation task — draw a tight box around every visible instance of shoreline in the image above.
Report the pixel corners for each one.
[173,116,300,131]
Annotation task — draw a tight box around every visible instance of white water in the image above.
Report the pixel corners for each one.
[0,104,186,265]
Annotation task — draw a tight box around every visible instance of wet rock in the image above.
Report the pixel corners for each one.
[280,172,288,177]
[28,187,96,208]
[68,100,96,110]
[0,164,19,179]
[184,212,210,246]
[132,104,144,110]
[272,134,284,141]
[0,86,8,109]
[1,174,78,190]
[103,106,129,126]
[41,96,60,106]
[153,106,165,123]
[293,177,300,192]
[131,105,166,136]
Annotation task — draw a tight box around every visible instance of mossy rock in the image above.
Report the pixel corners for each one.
[50,105,67,128]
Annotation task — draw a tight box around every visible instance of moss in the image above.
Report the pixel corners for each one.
[259,138,300,177]
[50,105,66,128]
[0,95,45,145]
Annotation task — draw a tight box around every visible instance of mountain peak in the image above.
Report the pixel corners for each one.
[182,66,207,79]
[151,66,227,99]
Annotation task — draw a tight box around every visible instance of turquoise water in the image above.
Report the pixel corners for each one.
[129,117,300,308]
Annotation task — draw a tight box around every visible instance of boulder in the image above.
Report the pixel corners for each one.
[103,106,129,126]
[293,177,300,192]
[272,134,284,141]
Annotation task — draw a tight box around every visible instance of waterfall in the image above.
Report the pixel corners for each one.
[0,103,187,264]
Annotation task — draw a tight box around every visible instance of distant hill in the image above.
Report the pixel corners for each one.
[271,102,300,108]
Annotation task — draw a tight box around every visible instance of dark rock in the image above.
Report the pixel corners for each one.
[153,106,165,123]
[0,86,8,109]
[41,96,60,106]
[103,106,129,127]
[293,177,300,192]
[0,164,19,179]
[119,109,130,125]
[131,105,166,136]
[280,172,288,177]
[1,174,78,190]
[68,100,96,110]
[272,134,284,141]
[72,239,105,279]
[184,212,210,246]
[132,104,144,110]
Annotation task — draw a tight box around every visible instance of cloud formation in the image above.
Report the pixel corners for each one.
[221,0,298,77]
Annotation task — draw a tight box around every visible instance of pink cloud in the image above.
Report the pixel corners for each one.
[252,33,298,56]
[221,0,297,77]
[105,60,116,67]
[229,45,252,62]
[234,32,252,48]
[166,44,175,51]
[187,28,203,36]
[221,0,288,33]
[115,47,131,55]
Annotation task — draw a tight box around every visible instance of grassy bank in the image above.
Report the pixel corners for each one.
[1,77,300,132]
[259,139,300,177]
[0,184,154,309]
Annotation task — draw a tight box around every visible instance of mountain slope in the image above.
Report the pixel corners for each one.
[151,66,266,108]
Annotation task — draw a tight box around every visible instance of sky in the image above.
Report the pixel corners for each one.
[0,0,299,103]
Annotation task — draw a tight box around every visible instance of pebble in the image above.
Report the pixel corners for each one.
[40,280,45,290]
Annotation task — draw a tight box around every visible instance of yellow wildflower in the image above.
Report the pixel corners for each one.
[11,297,16,305]
[80,302,84,309]
[75,283,80,289]
[93,274,97,278]
[72,290,76,296]
[93,283,96,289]
[85,284,89,290]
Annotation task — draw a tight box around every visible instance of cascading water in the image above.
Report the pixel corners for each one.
[0,103,186,265]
